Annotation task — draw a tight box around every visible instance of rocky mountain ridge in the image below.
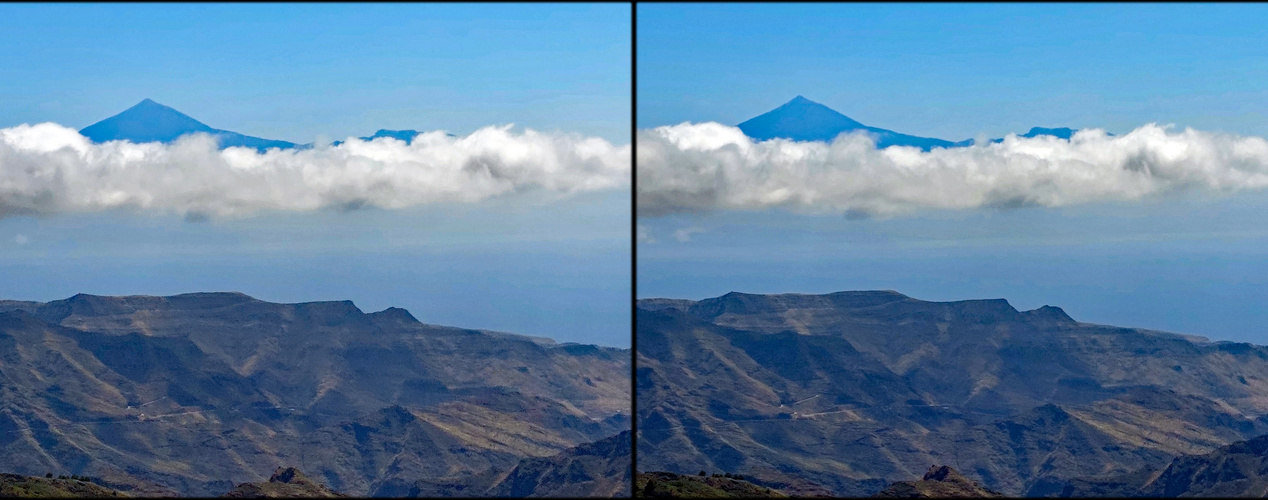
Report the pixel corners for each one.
[0,292,629,496]
[1035,432,1268,497]
[637,290,1268,496]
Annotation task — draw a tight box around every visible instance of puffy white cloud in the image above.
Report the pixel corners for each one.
[636,122,1268,217]
[0,123,629,218]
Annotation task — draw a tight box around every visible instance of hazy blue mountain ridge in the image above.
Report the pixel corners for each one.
[79,99,297,151]
[81,97,1085,153]
[77,99,435,152]
[737,96,1092,150]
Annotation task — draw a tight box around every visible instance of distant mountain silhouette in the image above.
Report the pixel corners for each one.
[984,126,1096,145]
[361,129,422,142]
[78,100,450,152]
[1019,126,1076,140]
[738,96,962,151]
[737,96,1088,150]
[329,129,452,147]
[79,99,297,152]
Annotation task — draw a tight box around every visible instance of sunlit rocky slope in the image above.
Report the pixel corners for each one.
[637,290,1268,496]
[0,292,629,496]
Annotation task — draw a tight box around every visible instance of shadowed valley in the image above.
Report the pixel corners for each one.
[1034,432,1268,497]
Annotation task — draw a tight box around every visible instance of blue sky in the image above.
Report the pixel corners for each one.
[638,3,1268,139]
[0,3,632,347]
[0,3,630,143]
[637,3,1268,345]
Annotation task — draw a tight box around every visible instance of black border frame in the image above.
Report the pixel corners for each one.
[629,0,639,492]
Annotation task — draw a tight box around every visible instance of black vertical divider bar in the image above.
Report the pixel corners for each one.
[629,0,638,492]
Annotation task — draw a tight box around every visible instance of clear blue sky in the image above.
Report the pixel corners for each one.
[0,3,632,347]
[0,3,631,142]
[637,3,1268,345]
[638,3,1268,139]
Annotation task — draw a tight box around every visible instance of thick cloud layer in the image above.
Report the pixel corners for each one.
[0,123,629,218]
[637,122,1268,217]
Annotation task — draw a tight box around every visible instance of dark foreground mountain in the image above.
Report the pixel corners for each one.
[0,292,629,496]
[223,467,343,498]
[1036,433,1268,497]
[637,290,1268,496]
[635,472,787,498]
[484,430,632,498]
[737,96,1086,150]
[873,466,1001,498]
[385,431,631,498]
[78,99,430,151]
[0,473,127,497]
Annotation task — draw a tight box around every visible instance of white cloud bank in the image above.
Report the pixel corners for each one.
[0,123,629,219]
[637,122,1268,217]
